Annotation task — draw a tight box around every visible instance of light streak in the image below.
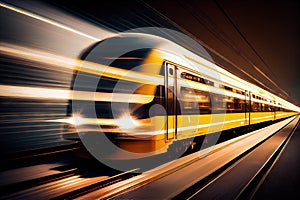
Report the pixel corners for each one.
[0,2,99,41]
[185,55,300,112]
[0,85,69,100]
[186,55,290,102]
[0,85,154,103]
[253,65,289,97]
[0,43,164,86]
[56,114,275,136]
[51,116,115,126]
[0,43,77,71]
[63,113,296,137]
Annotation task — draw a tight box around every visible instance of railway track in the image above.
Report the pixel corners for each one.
[175,116,299,200]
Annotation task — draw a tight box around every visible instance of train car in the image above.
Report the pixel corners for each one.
[63,33,299,160]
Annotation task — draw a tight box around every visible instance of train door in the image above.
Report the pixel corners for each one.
[165,62,177,141]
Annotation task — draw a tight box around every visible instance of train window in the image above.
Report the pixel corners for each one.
[267,104,272,112]
[180,87,211,114]
[236,89,242,95]
[270,106,275,111]
[259,103,262,111]
[227,96,244,113]
[211,94,245,113]
[180,72,205,84]
[266,104,272,112]
[246,99,251,112]
[211,94,226,113]
[262,103,267,112]
[167,87,175,115]
[169,67,173,75]
[226,96,235,112]
[234,97,245,112]
[96,76,141,93]
[109,48,152,70]
[251,101,260,112]
[224,85,233,91]
[229,88,243,95]
[218,84,225,89]
[154,85,164,106]
[275,106,280,111]
[204,79,214,86]
[180,70,216,88]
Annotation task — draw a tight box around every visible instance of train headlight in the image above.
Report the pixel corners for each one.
[117,114,138,130]
[70,114,86,126]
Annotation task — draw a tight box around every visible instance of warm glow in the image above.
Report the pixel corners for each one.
[0,84,154,104]
[117,115,139,130]
[50,114,140,129]
[50,115,117,126]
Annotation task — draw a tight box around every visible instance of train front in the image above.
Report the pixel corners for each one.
[63,34,170,160]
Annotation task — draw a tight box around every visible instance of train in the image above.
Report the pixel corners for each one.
[63,33,299,160]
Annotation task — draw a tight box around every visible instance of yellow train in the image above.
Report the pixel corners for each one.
[63,33,299,160]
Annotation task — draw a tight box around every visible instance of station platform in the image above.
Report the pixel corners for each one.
[253,118,300,199]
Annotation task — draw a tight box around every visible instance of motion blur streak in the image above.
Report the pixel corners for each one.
[253,65,289,97]
[75,60,164,86]
[50,116,115,126]
[0,2,99,41]
[0,43,77,71]
[238,68,275,94]
[186,55,281,98]
[0,85,69,100]
[0,85,154,103]
[1,43,164,86]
